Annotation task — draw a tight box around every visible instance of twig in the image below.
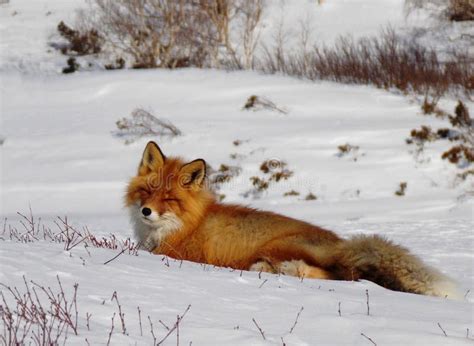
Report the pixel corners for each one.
[86,313,91,331]
[252,318,265,340]
[289,306,304,334]
[106,313,115,346]
[361,333,377,345]
[156,305,191,346]
[366,290,370,316]
[159,320,170,331]
[148,316,157,346]
[137,307,143,336]
[111,291,126,334]
[258,279,268,289]
[176,314,180,346]
[104,248,126,265]
[338,302,341,317]
[437,322,448,337]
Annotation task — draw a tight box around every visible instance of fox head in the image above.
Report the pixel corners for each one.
[126,141,214,247]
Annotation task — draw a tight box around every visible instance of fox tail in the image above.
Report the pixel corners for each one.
[332,235,460,298]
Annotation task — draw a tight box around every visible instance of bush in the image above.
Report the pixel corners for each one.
[69,0,218,69]
[61,0,264,70]
[448,0,474,21]
[57,21,102,56]
[62,57,79,74]
[113,108,181,144]
[407,101,474,178]
[258,28,472,98]
[405,0,474,21]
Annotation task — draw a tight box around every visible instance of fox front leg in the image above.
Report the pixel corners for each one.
[142,230,161,252]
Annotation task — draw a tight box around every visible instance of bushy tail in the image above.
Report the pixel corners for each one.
[333,235,460,298]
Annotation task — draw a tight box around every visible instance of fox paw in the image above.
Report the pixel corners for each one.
[249,260,277,274]
[277,261,300,276]
[142,237,157,252]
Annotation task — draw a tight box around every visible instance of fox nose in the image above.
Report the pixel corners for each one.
[142,207,152,217]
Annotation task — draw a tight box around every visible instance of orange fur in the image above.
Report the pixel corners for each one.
[125,142,458,297]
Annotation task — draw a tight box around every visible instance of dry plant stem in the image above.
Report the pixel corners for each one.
[111,291,127,334]
[258,27,472,99]
[159,319,170,331]
[289,306,304,334]
[361,333,377,345]
[240,0,263,69]
[156,305,191,345]
[148,316,157,346]
[104,248,126,265]
[366,290,370,316]
[252,318,266,340]
[1,276,80,344]
[86,313,91,331]
[32,275,79,335]
[437,322,448,337]
[137,307,143,336]
[107,313,115,346]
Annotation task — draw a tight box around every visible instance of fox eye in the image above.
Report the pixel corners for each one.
[164,198,178,202]
[138,188,150,198]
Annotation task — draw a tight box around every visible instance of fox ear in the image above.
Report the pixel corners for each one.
[139,141,165,174]
[179,159,206,188]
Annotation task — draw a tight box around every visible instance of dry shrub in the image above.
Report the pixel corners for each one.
[200,0,263,68]
[57,21,102,56]
[69,0,264,69]
[243,95,288,114]
[305,192,317,200]
[337,143,363,161]
[250,176,269,192]
[337,143,359,155]
[105,57,126,70]
[405,0,474,21]
[62,57,79,74]
[209,163,241,186]
[448,0,474,21]
[87,0,218,69]
[259,159,293,181]
[408,101,473,178]
[238,0,263,69]
[442,145,474,164]
[443,102,474,169]
[114,108,181,144]
[245,159,293,198]
[258,28,472,99]
[283,190,300,197]
[395,182,408,196]
[409,126,438,143]
[1,276,79,345]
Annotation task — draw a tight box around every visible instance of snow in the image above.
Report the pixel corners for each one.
[1,0,473,345]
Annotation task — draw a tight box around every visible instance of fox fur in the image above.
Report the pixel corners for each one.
[126,141,459,298]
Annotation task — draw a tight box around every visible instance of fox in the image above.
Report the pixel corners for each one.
[126,141,459,298]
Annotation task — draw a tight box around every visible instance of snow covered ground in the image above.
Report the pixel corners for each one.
[1,0,473,345]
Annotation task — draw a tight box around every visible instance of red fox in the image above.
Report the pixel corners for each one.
[126,141,458,298]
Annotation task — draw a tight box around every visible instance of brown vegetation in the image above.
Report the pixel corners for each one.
[258,29,472,99]
[57,21,102,56]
